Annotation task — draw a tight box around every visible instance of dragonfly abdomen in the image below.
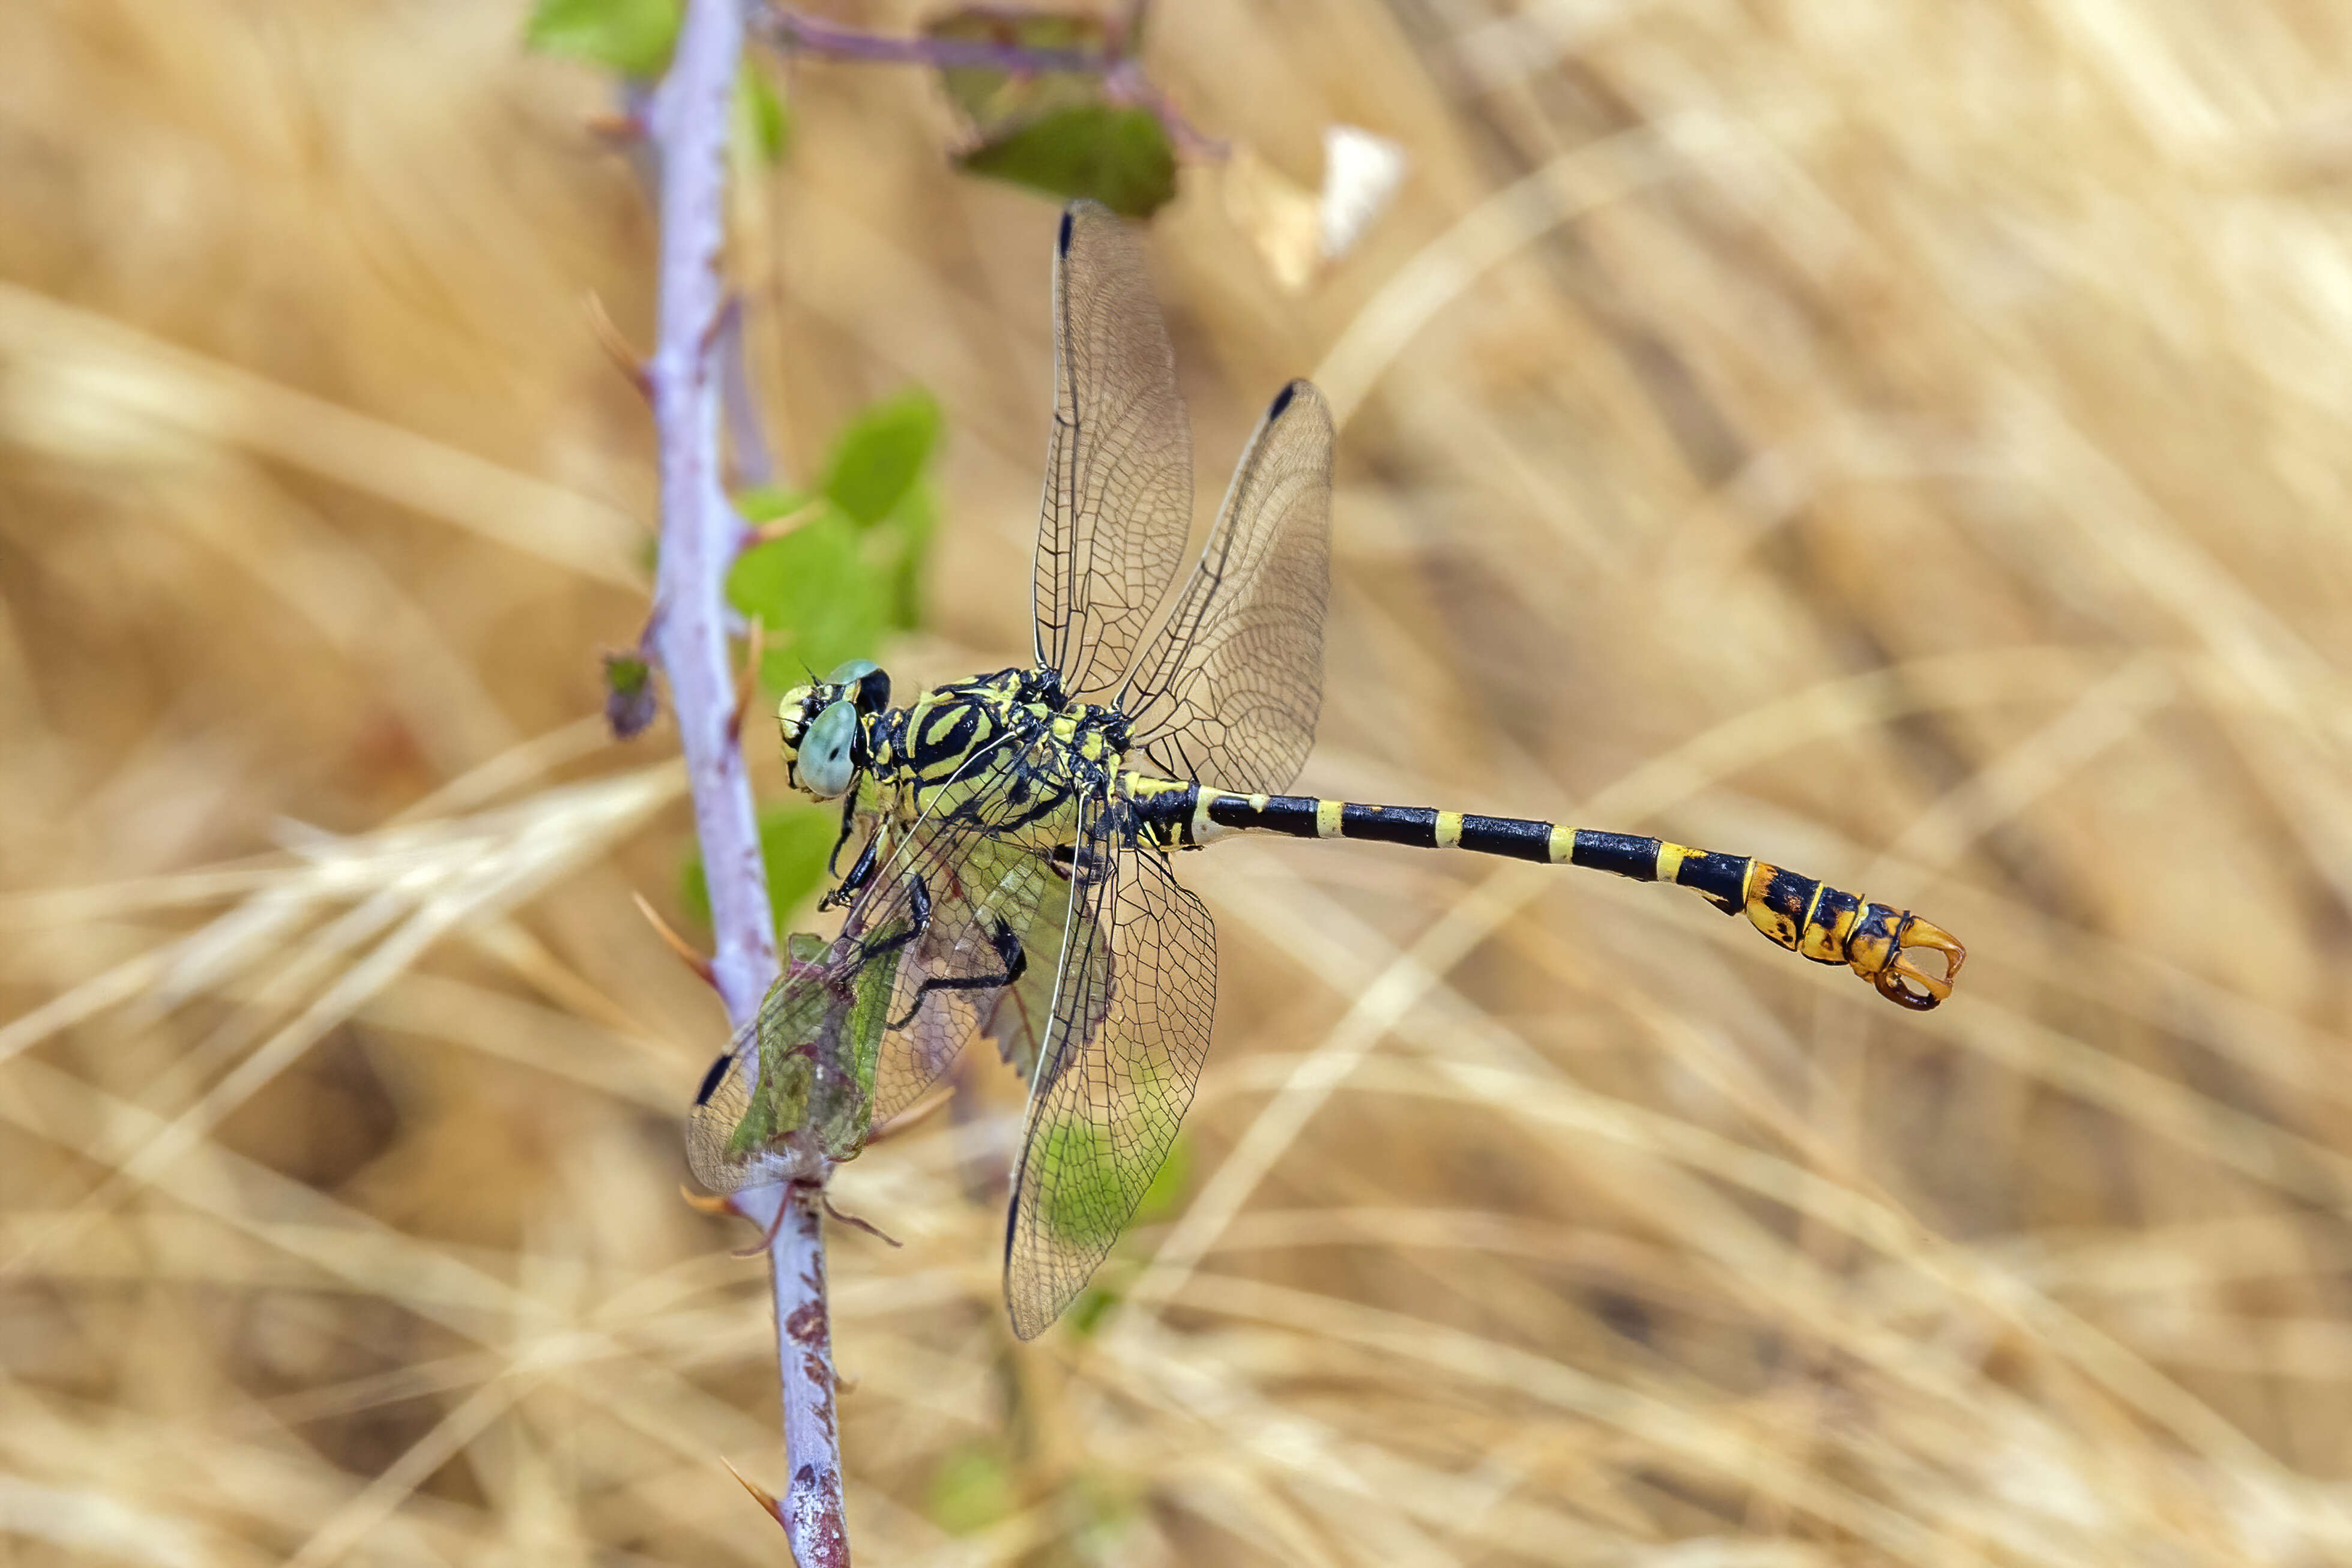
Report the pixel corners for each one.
[1123,777,1964,1011]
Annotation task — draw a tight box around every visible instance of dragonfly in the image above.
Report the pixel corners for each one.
[688,200,1967,1339]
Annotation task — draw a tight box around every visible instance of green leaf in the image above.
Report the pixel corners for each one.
[1063,1280,1122,1338]
[679,803,843,939]
[924,1442,1016,1536]
[797,933,884,1162]
[723,933,889,1165]
[883,481,935,631]
[725,390,941,678]
[760,804,843,918]
[734,484,812,525]
[1133,1133,1191,1226]
[733,57,791,166]
[524,0,680,77]
[727,511,890,680]
[926,9,1108,137]
[724,943,858,1161]
[822,938,902,1157]
[822,389,942,527]
[957,103,1178,219]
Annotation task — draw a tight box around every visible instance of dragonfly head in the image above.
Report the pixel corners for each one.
[777,659,892,800]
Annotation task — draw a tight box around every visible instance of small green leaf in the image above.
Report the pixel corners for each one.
[958,103,1177,219]
[525,0,681,77]
[759,804,842,918]
[601,651,656,738]
[750,932,882,1163]
[924,1441,1017,1536]
[729,390,941,648]
[735,484,812,525]
[733,57,791,166]
[679,804,844,939]
[727,511,890,679]
[1133,1133,1191,1226]
[823,389,942,527]
[926,9,1108,137]
[1063,1280,1122,1338]
[883,481,935,632]
[723,948,860,1160]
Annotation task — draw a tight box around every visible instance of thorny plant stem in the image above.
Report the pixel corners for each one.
[645,0,849,1561]
[758,4,1225,157]
[765,7,1100,71]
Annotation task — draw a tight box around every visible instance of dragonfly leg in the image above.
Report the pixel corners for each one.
[819,816,884,913]
[822,790,862,881]
[726,1181,806,1258]
[1049,839,1113,888]
[887,914,1027,1031]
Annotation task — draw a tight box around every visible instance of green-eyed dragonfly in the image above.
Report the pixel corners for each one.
[689,201,1967,1339]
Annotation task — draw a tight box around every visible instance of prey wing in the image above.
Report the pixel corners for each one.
[684,950,875,1194]
[686,734,1105,1187]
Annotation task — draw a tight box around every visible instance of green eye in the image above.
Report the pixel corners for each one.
[828,658,891,715]
[798,700,859,798]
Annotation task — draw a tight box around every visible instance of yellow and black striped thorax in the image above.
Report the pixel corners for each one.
[864,666,1132,842]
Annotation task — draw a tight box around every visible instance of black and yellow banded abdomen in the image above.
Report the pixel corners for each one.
[1123,779,1965,1012]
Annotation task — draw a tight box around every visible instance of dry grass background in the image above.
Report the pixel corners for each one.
[8,0,2352,1562]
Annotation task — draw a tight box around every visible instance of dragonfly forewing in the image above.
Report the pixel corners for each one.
[1033,201,1196,699]
[1123,378,1335,796]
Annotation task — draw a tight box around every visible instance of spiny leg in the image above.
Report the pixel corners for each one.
[888,913,1028,1031]
[821,788,866,896]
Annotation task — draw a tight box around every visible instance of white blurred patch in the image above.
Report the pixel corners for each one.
[1318,124,1408,263]
[1225,125,1408,294]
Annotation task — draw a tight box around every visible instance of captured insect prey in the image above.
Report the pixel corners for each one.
[687,201,1968,1339]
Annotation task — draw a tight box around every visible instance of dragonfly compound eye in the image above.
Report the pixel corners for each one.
[828,658,891,714]
[798,698,860,798]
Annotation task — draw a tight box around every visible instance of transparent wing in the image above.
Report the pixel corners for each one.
[1032,200,1195,699]
[848,822,1069,1121]
[687,756,1094,1189]
[1120,380,1334,795]
[973,848,1111,1089]
[686,972,818,1195]
[685,936,876,1192]
[1004,803,1216,1339]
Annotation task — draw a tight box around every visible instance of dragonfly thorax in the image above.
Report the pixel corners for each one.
[780,659,1134,818]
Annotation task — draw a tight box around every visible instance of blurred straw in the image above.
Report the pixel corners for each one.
[7,0,2352,1563]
